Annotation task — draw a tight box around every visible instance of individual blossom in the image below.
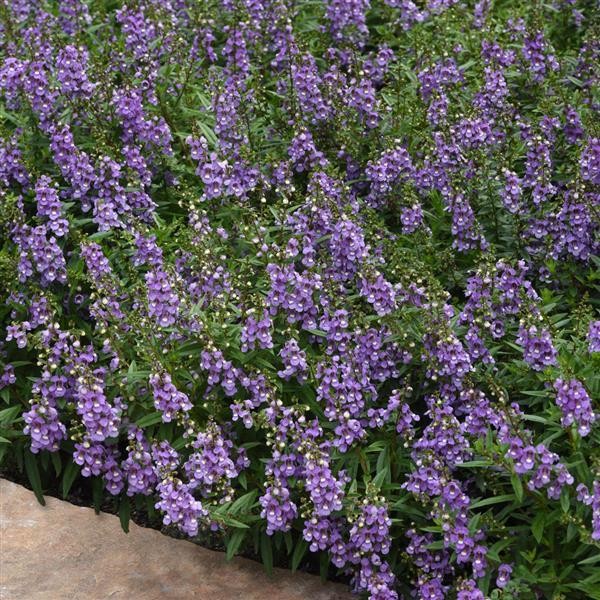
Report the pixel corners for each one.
[496,563,512,589]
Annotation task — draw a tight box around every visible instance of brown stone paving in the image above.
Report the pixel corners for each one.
[0,479,352,600]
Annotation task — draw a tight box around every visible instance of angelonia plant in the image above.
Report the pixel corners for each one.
[0,1,599,598]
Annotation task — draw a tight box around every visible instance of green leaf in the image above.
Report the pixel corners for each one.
[62,462,80,499]
[455,460,493,468]
[487,538,514,562]
[306,328,327,338]
[532,512,545,543]
[220,515,250,529]
[372,466,389,489]
[283,532,293,555]
[135,412,164,428]
[229,490,258,515]
[319,551,329,582]
[119,497,131,533]
[511,473,524,503]
[470,494,515,509]
[92,478,103,514]
[226,529,246,561]
[560,488,570,513]
[579,554,600,566]
[24,451,45,506]
[260,533,273,576]
[50,452,62,477]
[291,539,308,573]
[0,405,21,424]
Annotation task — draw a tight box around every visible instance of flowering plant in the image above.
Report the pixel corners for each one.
[1,1,599,598]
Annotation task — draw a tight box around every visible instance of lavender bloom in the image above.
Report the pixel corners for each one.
[74,375,121,441]
[553,378,596,436]
[200,349,239,396]
[588,320,600,353]
[149,371,192,423]
[329,218,368,281]
[23,400,66,453]
[155,478,206,537]
[304,453,345,516]
[133,234,163,267]
[260,481,298,535]
[516,325,558,371]
[500,170,523,214]
[0,365,16,389]
[184,423,241,497]
[122,427,157,496]
[365,147,414,206]
[580,138,600,185]
[593,482,600,541]
[522,32,559,82]
[496,563,512,589]
[288,130,328,172]
[35,176,68,237]
[146,268,179,327]
[55,45,95,98]
[359,274,396,316]
[349,502,392,556]
[74,438,124,495]
[325,0,370,43]
[241,310,273,352]
[400,204,423,233]
[278,339,308,382]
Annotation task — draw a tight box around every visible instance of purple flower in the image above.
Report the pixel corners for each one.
[150,371,192,423]
[241,310,273,352]
[146,268,179,327]
[260,480,298,535]
[496,563,512,589]
[553,378,596,436]
[588,320,600,353]
[516,325,557,371]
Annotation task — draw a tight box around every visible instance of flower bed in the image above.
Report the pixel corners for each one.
[0,1,599,599]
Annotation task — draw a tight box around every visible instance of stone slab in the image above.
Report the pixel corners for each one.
[0,479,352,600]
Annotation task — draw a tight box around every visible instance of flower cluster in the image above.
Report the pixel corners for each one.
[1,2,599,599]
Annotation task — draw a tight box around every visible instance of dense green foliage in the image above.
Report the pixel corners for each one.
[1,1,599,598]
